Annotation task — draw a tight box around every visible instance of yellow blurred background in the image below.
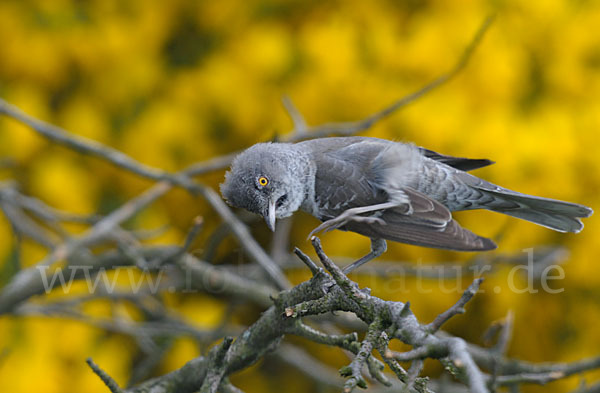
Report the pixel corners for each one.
[0,0,599,392]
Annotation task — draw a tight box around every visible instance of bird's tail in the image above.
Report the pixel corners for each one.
[477,186,593,233]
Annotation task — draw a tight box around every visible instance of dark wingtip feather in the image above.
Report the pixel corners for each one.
[419,147,495,171]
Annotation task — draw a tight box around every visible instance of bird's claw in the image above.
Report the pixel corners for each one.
[308,213,386,239]
[308,221,335,239]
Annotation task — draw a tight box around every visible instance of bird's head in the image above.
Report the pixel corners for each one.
[220,142,311,231]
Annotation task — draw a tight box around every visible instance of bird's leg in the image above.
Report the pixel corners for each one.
[342,238,387,273]
[308,202,400,238]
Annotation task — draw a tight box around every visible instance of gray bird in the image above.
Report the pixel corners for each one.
[220,137,593,273]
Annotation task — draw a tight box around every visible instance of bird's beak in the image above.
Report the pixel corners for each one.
[265,198,276,232]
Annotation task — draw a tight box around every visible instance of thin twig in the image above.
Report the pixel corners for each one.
[161,216,205,266]
[293,247,320,275]
[291,321,358,347]
[340,318,383,392]
[447,338,488,393]
[394,346,443,362]
[489,311,514,390]
[218,379,247,393]
[200,337,234,393]
[0,99,170,182]
[281,95,308,135]
[274,343,343,389]
[200,186,290,289]
[425,278,483,333]
[406,359,425,391]
[281,15,495,143]
[87,358,124,393]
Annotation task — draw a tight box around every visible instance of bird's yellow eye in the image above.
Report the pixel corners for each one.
[258,176,269,187]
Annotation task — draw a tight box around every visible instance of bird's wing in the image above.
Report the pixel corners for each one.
[312,144,496,251]
[418,147,494,171]
[344,187,497,251]
[312,141,389,220]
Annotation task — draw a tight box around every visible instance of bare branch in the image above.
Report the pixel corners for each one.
[487,311,514,389]
[0,99,170,182]
[447,338,488,393]
[571,380,600,393]
[281,95,308,135]
[425,278,484,333]
[339,318,383,392]
[394,346,441,362]
[218,379,246,393]
[87,358,124,393]
[281,15,495,142]
[290,321,358,347]
[406,359,425,392]
[200,337,234,393]
[274,344,342,389]
[200,186,291,289]
[292,247,321,276]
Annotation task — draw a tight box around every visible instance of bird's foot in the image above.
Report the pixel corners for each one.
[308,211,386,239]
